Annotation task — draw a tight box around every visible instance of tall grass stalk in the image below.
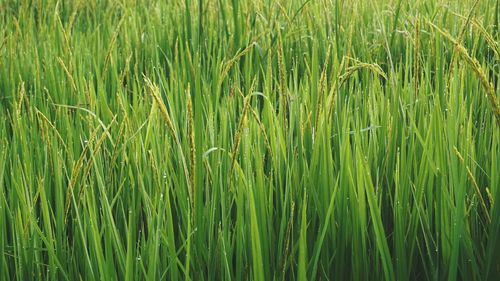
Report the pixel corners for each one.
[1,0,499,280]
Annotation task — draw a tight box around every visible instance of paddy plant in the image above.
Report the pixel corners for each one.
[0,0,499,280]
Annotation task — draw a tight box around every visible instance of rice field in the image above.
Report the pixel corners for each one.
[1,0,500,280]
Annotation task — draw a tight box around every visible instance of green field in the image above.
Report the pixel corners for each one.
[1,0,500,280]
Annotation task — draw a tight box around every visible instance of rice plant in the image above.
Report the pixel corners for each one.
[1,0,499,280]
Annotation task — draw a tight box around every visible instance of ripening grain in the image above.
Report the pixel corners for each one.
[1,0,499,280]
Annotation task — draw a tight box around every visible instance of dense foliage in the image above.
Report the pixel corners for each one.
[1,0,499,280]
